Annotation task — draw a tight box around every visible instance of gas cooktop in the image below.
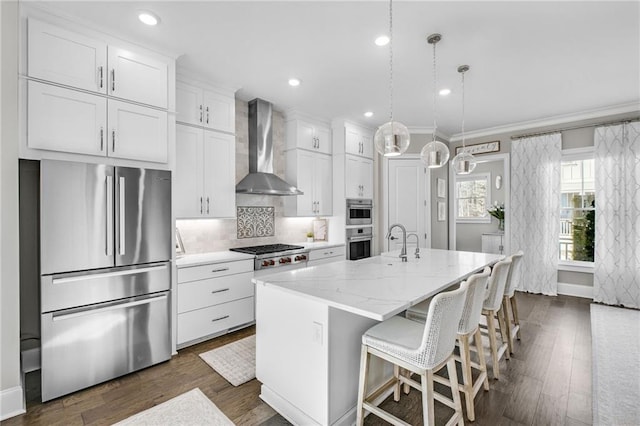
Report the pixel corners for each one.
[230,243,305,256]
[230,244,308,271]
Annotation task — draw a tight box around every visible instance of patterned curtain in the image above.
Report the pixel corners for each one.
[594,122,640,309]
[511,133,562,295]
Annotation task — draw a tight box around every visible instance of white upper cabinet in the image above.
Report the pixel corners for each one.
[284,150,332,217]
[28,80,107,156]
[107,100,168,163]
[174,125,204,218]
[345,155,373,199]
[203,131,236,218]
[28,18,107,94]
[107,46,168,109]
[285,118,331,154]
[345,124,374,158]
[176,81,235,134]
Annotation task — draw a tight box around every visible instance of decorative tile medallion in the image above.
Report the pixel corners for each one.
[237,207,275,239]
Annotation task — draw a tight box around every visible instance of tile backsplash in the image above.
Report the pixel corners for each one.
[237,206,275,239]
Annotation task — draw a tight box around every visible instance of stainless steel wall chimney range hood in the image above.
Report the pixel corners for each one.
[235,98,303,196]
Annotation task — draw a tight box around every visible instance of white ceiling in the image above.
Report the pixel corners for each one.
[40,1,640,137]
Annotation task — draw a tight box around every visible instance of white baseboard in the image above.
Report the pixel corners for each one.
[0,385,25,421]
[557,282,593,299]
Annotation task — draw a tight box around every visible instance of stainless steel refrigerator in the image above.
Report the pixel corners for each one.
[39,160,172,401]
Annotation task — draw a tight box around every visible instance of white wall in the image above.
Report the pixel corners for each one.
[1,0,25,419]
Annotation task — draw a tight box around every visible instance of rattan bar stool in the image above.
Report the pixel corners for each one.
[356,282,469,426]
[406,268,492,421]
[502,251,524,355]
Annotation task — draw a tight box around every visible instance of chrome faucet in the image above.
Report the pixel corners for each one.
[407,233,420,258]
[386,223,408,262]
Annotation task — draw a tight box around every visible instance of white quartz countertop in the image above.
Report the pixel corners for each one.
[301,242,345,250]
[253,249,503,321]
[176,251,255,268]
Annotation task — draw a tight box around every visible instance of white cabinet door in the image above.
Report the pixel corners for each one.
[315,153,333,216]
[295,150,316,216]
[176,81,203,126]
[28,18,107,93]
[360,130,374,159]
[203,90,235,133]
[108,100,168,163]
[315,125,332,155]
[345,126,373,158]
[295,120,316,151]
[359,158,374,199]
[108,46,168,108]
[203,131,236,217]
[345,155,373,199]
[175,125,204,218]
[288,119,331,154]
[28,80,107,156]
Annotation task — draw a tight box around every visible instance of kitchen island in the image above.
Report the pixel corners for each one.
[254,248,503,426]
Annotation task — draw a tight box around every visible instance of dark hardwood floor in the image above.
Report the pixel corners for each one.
[1,292,592,426]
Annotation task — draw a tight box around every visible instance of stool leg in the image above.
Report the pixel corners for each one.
[459,334,475,421]
[446,358,464,426]
[393,364,400,402]
[475,328,490,391]
[485,311,500,380]
[502,297,514,355]
[356,345,370,425]
[497,307,510,360]
[511,295,521,340]
[422,370,435,426]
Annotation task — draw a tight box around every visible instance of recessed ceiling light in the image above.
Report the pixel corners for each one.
[364,111,373,118]
[138,11,159,26]
[288,78,301,87]
[375,35,390,46]
[439,88,451,96]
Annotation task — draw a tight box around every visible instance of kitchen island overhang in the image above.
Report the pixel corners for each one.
[254,249,503,426]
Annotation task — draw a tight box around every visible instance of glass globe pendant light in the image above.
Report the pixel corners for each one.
[374,0,410,157]
[420,33,450,168]
[451,65,477,175]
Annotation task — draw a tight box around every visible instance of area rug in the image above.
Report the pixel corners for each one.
[113,388,233,425]
[591,304,640,426]
[199,334,255,386]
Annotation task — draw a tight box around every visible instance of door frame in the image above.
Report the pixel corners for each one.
[448,152,510,254]
[382,154,432,253]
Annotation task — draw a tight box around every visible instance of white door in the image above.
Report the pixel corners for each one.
[28,80,107,156]
[28,18,107,93]
[176,81,203,126]
[203,90,235,133]
[204,131,236,217]
[314,153,333,215]
[108,100,168,163]
[387,158,429,251]
[108,46,168,108]
[175,125,204,218]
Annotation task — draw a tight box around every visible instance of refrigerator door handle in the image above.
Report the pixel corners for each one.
[106,175,114,256]
[51,264,168,285]
[118,176,125,255]
[52,293,168,322]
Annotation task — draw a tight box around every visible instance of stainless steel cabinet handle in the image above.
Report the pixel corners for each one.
[111,69,115,92]
[200,197,203,214]
[53,264,167,284]
[206,106,210,124]
[98,66,103,89]
[199,105,203,123]
[210,267,230,273]
[118,176,125,255]
[210,288,230,294]
[112,129,116,152]
[53,294,168,322]
[100,127,104,151]
[211,315,230,323]
[105,175,113,256]
[206,196,210,214]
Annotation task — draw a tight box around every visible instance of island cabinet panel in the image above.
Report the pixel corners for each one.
[307,245,346,266]
[177,259,254,348]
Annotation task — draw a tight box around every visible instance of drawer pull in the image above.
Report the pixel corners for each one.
[211,315,230,322]
[211,288,230,294]
[211,267,229,273]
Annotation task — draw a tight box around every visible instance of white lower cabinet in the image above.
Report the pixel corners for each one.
[307,245,346,266]
[175,124,236,218]
[482,233,504,254]
[345,155,373,199]
[177,259,254,348]
[284,149,332,216]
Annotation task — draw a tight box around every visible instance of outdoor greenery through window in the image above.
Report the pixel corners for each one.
[455,173,490,222]
[560,158,595,262]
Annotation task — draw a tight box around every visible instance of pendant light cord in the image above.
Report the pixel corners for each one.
[432,41,437,143]
[388,0,394,123]
[461,69,466,148]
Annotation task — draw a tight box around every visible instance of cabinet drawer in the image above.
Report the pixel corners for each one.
[309,245,346,262]
[178,272,253,313]
[178,259,253,283]
[177,297,254,345]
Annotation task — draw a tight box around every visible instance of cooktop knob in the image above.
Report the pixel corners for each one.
[262,260,269,267]
[269,259,275,265]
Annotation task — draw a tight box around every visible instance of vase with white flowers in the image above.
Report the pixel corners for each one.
[487,202,505,232]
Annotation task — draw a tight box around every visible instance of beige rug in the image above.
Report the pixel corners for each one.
[113,388,233,425]
[199,334,256,386]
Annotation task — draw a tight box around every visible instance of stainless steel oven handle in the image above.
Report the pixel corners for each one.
[52,294,167,322]
[52,264,168,285]
[347,236,373,242]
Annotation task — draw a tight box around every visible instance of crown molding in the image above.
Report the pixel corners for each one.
[448,102,640,142]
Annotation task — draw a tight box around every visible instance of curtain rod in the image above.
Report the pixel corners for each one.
[510,117,640,140]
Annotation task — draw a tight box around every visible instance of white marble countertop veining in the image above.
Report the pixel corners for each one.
[253,249,504,321]
[176,251,255,268]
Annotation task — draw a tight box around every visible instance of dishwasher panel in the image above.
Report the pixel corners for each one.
[41,292,171,401]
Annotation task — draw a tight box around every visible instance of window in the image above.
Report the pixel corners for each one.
[559,152,595,264]
[455,173,490,223]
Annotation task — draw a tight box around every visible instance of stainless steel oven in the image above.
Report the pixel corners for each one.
[346,227,373,260]
[346,199,373,226]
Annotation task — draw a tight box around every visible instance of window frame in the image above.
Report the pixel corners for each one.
[454,172,492,224]
[558,147,595,272]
